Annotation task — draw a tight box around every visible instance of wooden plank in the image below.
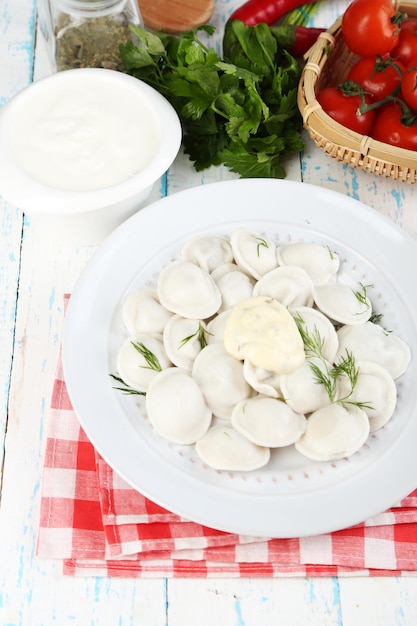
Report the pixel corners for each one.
[0,0,36,470]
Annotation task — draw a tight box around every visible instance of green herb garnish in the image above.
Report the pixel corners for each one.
[294,313,373,410]
[120,20,304,178]
[254,235,269,256]
[131,341,162,371]
[354,282,372,311]
[179,322,212,350]
[109,374,146,395]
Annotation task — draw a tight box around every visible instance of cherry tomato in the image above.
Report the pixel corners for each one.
[391,19,417,65]
[371,101,417,150]
[401,60,417,111]
[317,86,375,134]
[341,0,404,57]
[347,56,404,102]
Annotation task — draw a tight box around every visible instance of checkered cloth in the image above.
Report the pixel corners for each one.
[37,303,417,577]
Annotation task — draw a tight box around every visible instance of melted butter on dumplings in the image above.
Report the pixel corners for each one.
[224,295,305,375]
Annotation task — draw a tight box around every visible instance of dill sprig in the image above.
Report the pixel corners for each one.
[253,235,269,257]
[131,341,162,371]
[354,282,372,311]
[294,312,325,360]
[178,322,212,350]
[109,374,146,396]
[294,312,373,410]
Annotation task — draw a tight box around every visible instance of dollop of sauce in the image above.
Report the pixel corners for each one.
[8,72,159,191]
[224,295,305,374]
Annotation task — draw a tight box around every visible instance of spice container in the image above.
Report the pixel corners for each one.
[38,0,143,72]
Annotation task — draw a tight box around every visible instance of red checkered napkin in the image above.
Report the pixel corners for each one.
[37,304,417,577]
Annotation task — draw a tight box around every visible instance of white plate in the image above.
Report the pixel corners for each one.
[62,179,417,537]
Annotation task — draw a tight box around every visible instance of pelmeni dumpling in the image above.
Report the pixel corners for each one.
[313,282,372,325]
[116,333,171,392]
[253,266,314,309]
[122,289,173,335]
[192,343,252,419]
[277,242,340,285]
[157,260,221,319]
[337,360,397,432]
[231,396,307,447]
[206,310,230,344]
[336,321,411,380]
[280,356,333,415]
[243,359,281,398]
[230,228,277,280]
[292,306,339,363]
[196,425,270,471]
[181,234,233,273]
[163,315,207,370]
[146,368,212,445]
[214,269,255,312]
[295,404,370,461]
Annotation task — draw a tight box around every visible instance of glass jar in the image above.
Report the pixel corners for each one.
[38,0,143,72]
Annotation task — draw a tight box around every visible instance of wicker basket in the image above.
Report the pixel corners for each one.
[298,0,417,183]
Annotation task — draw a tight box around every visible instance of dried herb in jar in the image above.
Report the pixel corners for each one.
[55,14,132,71]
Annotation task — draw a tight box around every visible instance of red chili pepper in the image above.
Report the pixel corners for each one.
[275,24,324,57]
[228,0,319,27]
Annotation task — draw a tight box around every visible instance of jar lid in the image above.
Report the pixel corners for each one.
[52,0,128,18]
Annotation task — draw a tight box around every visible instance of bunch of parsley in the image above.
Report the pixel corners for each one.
[120,20,304,179]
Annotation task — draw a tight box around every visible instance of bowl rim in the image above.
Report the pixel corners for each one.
[0,68,182,214]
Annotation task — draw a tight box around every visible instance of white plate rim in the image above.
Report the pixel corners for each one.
[62,178,417,537]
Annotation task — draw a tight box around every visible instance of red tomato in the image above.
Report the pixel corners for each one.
[341,0,403,57]
[391,19,417,65]
[401,60,417,111]
[371,101,417,150]
[347,56,404,101]
[317,86,375,134]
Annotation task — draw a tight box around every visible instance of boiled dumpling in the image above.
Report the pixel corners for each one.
[243,359,281,398]
[157,260,221,319]
[116,333,171,393]
[192,343,252,419]
[196,425,270,471]
[336,321,411,379]
[253,266,314,309]
[214,269,255,312]
[313,282,372,325]
[231,396,307,447]
[230,228,277,280]
[277,241,340,284]
[280,356,333,414]
[122,289,173,335]
[295,403,370,461]
[146,368,212,444]
[292,306,339,363]
[181,234,233,272]
[337,360,397,432]
[163,315,207,370]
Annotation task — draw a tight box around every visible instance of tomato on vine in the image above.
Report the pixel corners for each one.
[391,19,417,65]
[400,60,417,111]
[317,84,375,135]
[341,0,406,57]
[371,100,417,151]
[347,56,404,102]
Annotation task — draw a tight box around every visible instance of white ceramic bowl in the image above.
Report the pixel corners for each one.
[0,68,182,242]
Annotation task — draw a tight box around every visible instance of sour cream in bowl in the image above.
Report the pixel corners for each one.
[0,68,182,242]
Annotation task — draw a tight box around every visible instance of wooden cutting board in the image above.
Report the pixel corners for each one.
[139,0,215,32]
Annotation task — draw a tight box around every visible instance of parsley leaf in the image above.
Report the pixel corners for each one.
[120,20,304,179]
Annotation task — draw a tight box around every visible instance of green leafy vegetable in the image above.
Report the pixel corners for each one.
[120,20,304,178]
